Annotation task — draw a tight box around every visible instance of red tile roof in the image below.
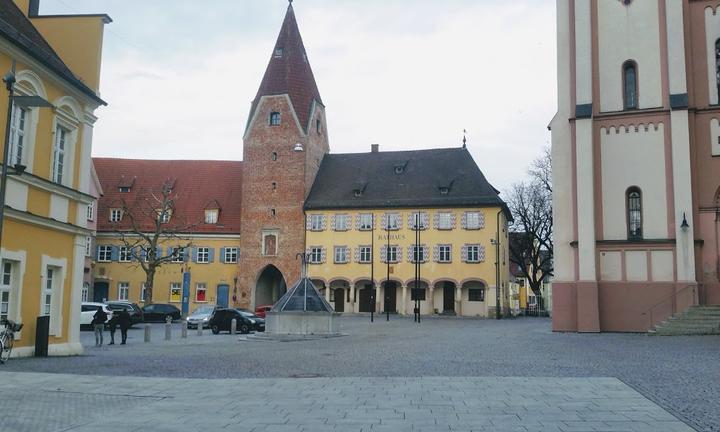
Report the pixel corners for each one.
[247,3,323,132]
[93,158,243,234]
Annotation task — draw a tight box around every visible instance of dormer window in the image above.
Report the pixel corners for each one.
[119,187,130,193]
[354,190,363,197]
[393,161,408,175]
[205,209,219,224]
[274,47,284,58]
[158,209,172,224]
[270,112,281,126]
[439,187,449,195]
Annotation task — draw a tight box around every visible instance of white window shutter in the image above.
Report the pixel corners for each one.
[306,215,312,230]
[331,215,336,231]
[380,214,387,230]
[479,212,486,229]
[433,245,439,262]
[321,247,327,264]
[479,245,486,262]
[380,245,387,263]
[433,212,440,229]
[422,212,429,229]
[321,215,327,231]
[354,247,361,263]
[461,245,468,262]
[450,213,457,229]
[461,212,467,229]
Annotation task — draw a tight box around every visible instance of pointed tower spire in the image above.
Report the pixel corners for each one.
[248,1,323,132]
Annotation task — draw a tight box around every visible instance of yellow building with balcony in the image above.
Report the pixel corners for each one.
[304,146,511,317]
[0,0,110,356]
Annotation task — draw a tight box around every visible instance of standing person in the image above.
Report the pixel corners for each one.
[118,309,131,345]
[107,312,118,345]
[92,307,107,347]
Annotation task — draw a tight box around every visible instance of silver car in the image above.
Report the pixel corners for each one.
[185,305,220,329]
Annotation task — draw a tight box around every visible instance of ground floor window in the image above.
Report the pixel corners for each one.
[81,282,89,302]
[0,261,12,321]
[140,283,147,302]
[118,282,129,301]
[411,287,426,301]
[44,267,56,316]
[468,288,485,302]
[170,282,182,302]
[196,283,207,302]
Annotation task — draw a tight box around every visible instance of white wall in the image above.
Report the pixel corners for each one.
[599,251,622,281]
[598,0,662,111]
[712,118,720,156]
[601,124,668,240]
[626,251,648,281]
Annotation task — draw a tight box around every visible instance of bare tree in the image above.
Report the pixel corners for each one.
[507,147,553,304]
[109,179,195,304]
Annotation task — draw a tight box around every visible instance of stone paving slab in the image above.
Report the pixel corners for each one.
[0,372,695,432]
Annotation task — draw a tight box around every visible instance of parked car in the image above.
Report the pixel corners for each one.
[238,310,265,332]
[106,301,144,326]
[80,302,113,330]
[185,305,221,329]
[208,309,255,334]
[141,303,181,322]
[254,305,272,319]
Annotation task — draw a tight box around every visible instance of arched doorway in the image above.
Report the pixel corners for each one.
[355,279,374,313]
[255,265,287,308]
[381,280,398,313]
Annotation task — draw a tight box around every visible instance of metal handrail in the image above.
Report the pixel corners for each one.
[641,284,697,329]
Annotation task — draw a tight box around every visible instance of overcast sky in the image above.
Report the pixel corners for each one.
[41,0,556,192]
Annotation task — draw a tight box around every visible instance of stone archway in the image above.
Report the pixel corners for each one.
[255,265,287,308]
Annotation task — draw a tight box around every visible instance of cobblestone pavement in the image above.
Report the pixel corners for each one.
[2,316,719,431]
[0,372,696,432]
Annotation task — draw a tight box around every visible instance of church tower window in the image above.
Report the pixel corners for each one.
[270,112,281,126]
[623,61,638,110]
[627,187,642,240]
[715,39,719,104]
[271,152,278,161]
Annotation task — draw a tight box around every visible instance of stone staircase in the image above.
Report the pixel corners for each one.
[649,305,720,336]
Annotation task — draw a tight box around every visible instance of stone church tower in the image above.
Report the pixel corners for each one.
[237,2,329,309]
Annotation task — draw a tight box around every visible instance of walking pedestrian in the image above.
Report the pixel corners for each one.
[118,309,131,345]
[107,312,118,345]
[92,307,107,347]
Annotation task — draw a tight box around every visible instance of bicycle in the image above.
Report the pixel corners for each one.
[0,319,23,364]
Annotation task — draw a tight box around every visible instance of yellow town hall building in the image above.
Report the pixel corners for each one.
[0,0,109,355]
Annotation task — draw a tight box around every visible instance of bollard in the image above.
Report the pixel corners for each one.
[181,321,188,339]
[144,324,151,343]
[231,318,237,335]
[197,322,203,336]
[165,321,172,341]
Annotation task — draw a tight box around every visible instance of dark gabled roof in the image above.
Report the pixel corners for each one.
[93,158,243,234]
[246,3,322,133]
[305,147,511,218]
[0,0,106,105]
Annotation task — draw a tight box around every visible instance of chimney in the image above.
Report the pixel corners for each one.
[28,0,40,16]
[371,144,379,153]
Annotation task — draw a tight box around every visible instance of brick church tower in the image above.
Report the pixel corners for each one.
[237,1,329,309]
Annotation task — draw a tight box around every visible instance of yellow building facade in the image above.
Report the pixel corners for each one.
[305,208,510,317]
[0,0,109,356]
[93,235,241,312]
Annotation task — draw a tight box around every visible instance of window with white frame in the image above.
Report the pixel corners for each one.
[308,247,322,264]
[0,261,12,321]
[118,282,129,301]
[386,245,399,263]
[358,214,373,231]
[205,209,218,224]
[109,208,123,223]
[52,125,67,184]
[410,212,428,230]
[468,288,485,302]
[170,283,182,302]
[438,245,452,263]
[384,213,401,230]
[359,246,372,263]
[437,212,453,230]
[224,247,238,263]
[140,283,147,302]
[43,267,56,316]
[309,214,324,231]
[9,106,27,166]
[87,201,94,221]
[119,246,132,262]
[196,283,207,302]
[466,245,481,263]
[411,245,427,263]
[465,212,482,230]
[197,247,209,263]
[334,214,350,231]
[158,209,171,224]
[85,236,92,257]
[81,282,89,302]
[172,247,185,263]
[334,246,348,264]
[98,245,112,262]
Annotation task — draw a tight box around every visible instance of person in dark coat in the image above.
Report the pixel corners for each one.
[92,308,107,347]
[107,312,118,345]
[117,309,131,345]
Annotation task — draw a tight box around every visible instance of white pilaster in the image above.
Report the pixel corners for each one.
[669,110,696,282]
[665,0,687,96]
[67,236,86,354]
[576,119,596,281]
[575,0,593,106]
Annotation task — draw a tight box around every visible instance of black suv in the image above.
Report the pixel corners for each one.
[208,309,255,334]
[141,303,181,322]
[106,301,144,326]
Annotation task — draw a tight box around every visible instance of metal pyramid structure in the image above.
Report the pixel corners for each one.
[271,277,334,313]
